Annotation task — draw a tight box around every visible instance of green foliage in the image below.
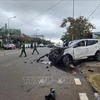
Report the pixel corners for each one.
[61,16,95,41]
[0,29,8,39]
[0,27,3,32]
[61,32,72,41]
[32,37,51,45]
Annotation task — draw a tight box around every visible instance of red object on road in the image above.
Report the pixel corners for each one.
[72,70,77,74]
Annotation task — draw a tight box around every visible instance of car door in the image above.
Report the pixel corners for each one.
[73,40,87,60]
[86,40,99,56]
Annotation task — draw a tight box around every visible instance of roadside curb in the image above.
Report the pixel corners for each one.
[79,62,100,96]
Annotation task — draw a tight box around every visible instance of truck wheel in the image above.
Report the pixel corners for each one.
[63,55,72,67]
[95,51,100,61]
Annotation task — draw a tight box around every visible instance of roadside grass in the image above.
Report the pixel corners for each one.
[79,62,100,95]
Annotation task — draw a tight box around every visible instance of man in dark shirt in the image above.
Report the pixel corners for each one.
[32,42,39,55]
[19,41,27,57]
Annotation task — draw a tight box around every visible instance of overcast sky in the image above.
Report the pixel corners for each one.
[0,0,100,43]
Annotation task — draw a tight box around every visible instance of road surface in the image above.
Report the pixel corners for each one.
[0,47,96,100]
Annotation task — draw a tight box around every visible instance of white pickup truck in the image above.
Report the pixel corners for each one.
[63,39,100,66]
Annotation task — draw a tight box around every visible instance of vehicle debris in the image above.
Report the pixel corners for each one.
[70,64,75,68]
[21,86,24,88]
[30,62,33,64]
[94,92,100,100]
[37,54,48,62]
[46,66,49,69]
[37,47,69,67]
[26,88,32,93]
[41,61,51,65]
[72,70,77,75]
[88,69,94,72]
[45,88,56,100]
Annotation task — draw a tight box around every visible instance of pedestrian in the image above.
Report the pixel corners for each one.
[18,41,20,50]
[31,42,33,49]
[19,41,27,57]
[32,42,39,55]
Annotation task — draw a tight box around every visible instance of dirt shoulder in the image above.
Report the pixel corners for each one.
[79,61,100,94]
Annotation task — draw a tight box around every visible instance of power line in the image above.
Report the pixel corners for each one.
[90,9,100,22]
[16,0,63,28]
[51,0,70,16]
[47,0,70,29]
[88,4,100,19]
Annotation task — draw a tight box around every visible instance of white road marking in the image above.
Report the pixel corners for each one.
[79,93,89,100]
[74,78,82,85]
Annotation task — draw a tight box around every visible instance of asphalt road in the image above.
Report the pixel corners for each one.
[0,47,96,100]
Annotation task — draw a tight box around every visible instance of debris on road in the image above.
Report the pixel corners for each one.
[72,70,77,75]
[88,69,94,72]
[26,88,32,93]
[94,92,100,100]
[46,66,49,69]
[45,88,56,100]
[21,86,24,88]
[36,47,66,66]
[30,62,33,64]
[70,64,75,68]
[37,54,48,62]
[41,61,51,65]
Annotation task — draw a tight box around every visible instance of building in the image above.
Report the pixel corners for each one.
[0,29,21,44]
[92,32,100,39]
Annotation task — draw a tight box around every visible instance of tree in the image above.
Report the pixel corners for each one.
[0,27,8,44]
[61,33,72,41]
[61,16,96,40]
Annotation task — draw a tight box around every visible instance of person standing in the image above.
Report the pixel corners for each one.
[19,41,27,57]
[31,41,33,49]
[32,42,39,55]
[18,41,21,50]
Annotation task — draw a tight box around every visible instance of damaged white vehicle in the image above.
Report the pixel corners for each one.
[48,39,100,67]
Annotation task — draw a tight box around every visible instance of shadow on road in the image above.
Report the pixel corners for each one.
[36,56,96,74]
[52,58,96,74]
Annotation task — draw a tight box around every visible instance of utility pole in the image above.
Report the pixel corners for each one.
[36,29,40,38]
[72,0,74,40]
[73,0,74,18]
[7,16,16,43]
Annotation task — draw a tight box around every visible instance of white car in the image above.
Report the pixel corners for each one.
[55,43,63,47]
[39,44,44,47]
[21,43,31,48]
[63,39,100,66]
